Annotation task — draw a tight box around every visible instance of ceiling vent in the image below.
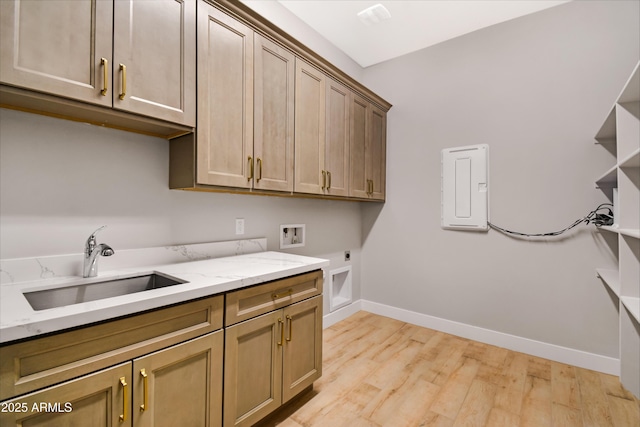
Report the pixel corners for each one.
[357,3,391,26]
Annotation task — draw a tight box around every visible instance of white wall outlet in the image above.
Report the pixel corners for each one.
[235,218,245,235]
[280,224,305,249]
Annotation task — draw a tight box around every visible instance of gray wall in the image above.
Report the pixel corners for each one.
[360,0,639,357]
[0,107,362,313]
[0,1,365,317]
[1,0,638,359]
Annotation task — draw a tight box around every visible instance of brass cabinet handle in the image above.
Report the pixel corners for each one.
[257,158,262,182]
[272,288,293,299]
[119,63,127,100]
[140,369,148,412]
[277,318,284,346]
[322,170,326,189]
[327,171,332,190]
[286,315,292,342]
[100,58,108,96]
[119,376,128,422]
[247,156,254,181]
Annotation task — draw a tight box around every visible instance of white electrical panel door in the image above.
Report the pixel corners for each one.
[441,144,489,231]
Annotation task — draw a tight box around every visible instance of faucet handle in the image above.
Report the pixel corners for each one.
[90,225,107,238]
[85,225,107,253]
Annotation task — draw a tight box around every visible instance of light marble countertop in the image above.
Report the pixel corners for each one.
[0,251,329,344]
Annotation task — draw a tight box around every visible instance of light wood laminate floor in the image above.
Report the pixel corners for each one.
[257,311,640,427]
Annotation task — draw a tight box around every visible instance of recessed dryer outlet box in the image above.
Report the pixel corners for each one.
[329,266,352,312]
[280,224,305,249]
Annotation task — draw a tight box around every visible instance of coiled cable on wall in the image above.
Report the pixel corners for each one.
[488,203,614,237]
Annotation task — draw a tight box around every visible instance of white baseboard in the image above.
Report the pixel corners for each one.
[323,300,362,328]
[325,299,620,376]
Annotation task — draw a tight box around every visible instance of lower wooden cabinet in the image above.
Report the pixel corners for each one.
[0,362,131,427]
[281,296,323,403]
[0,332,224,427]
[223,295,322,427]
[0,272,323,427]
[223,310,283,426]
[133,331,223,427]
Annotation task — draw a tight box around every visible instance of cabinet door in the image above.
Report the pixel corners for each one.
[282,296,323,403]
[325,78,351,197]
[0,362,131,427]
[368,104,387,200]
[253,34,295,192]
[224,311,283,427]
[350,95,387,200]
[197,1,254,188]
[0,0,113,107]
[294,59,326,195]
[113,0,196,126]
[134,331,223,427]
[349,93,370,198]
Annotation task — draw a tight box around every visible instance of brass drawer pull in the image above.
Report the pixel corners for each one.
[286,315,292,342]
[272,288,293,299]
[257,157,262,182]
[327,171,331,189]
[277,318,284,346]
[322,170,326,189]
[140,369,148,412]
[247,156,254,181]
[100,58,108,96]
[119,376,128,422]
[119,63,127,100]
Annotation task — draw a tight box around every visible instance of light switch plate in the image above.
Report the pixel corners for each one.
[235,218,245,235]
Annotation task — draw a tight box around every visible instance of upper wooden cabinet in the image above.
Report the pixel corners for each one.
[171,1,390,201]
[324,78,351,197]
[195,2,294,192]
[368,104,387,200]
[294,59,326,195]
[350,93,387,200]
[253,34,296,192]
[196,2,254,188]
[113,0,196,126]
[296,71,387,200]
[0,0,113,108]
[0,0,196,128]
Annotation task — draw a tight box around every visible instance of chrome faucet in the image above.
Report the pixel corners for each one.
[83,226,115,278]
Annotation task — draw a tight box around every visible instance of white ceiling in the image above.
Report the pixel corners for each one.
[277,0,571,68]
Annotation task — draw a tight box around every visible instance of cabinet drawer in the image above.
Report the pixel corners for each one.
[225,270,323,326]
[0,295,223,401]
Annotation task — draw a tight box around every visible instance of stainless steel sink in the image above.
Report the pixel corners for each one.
[23,273,187,311]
